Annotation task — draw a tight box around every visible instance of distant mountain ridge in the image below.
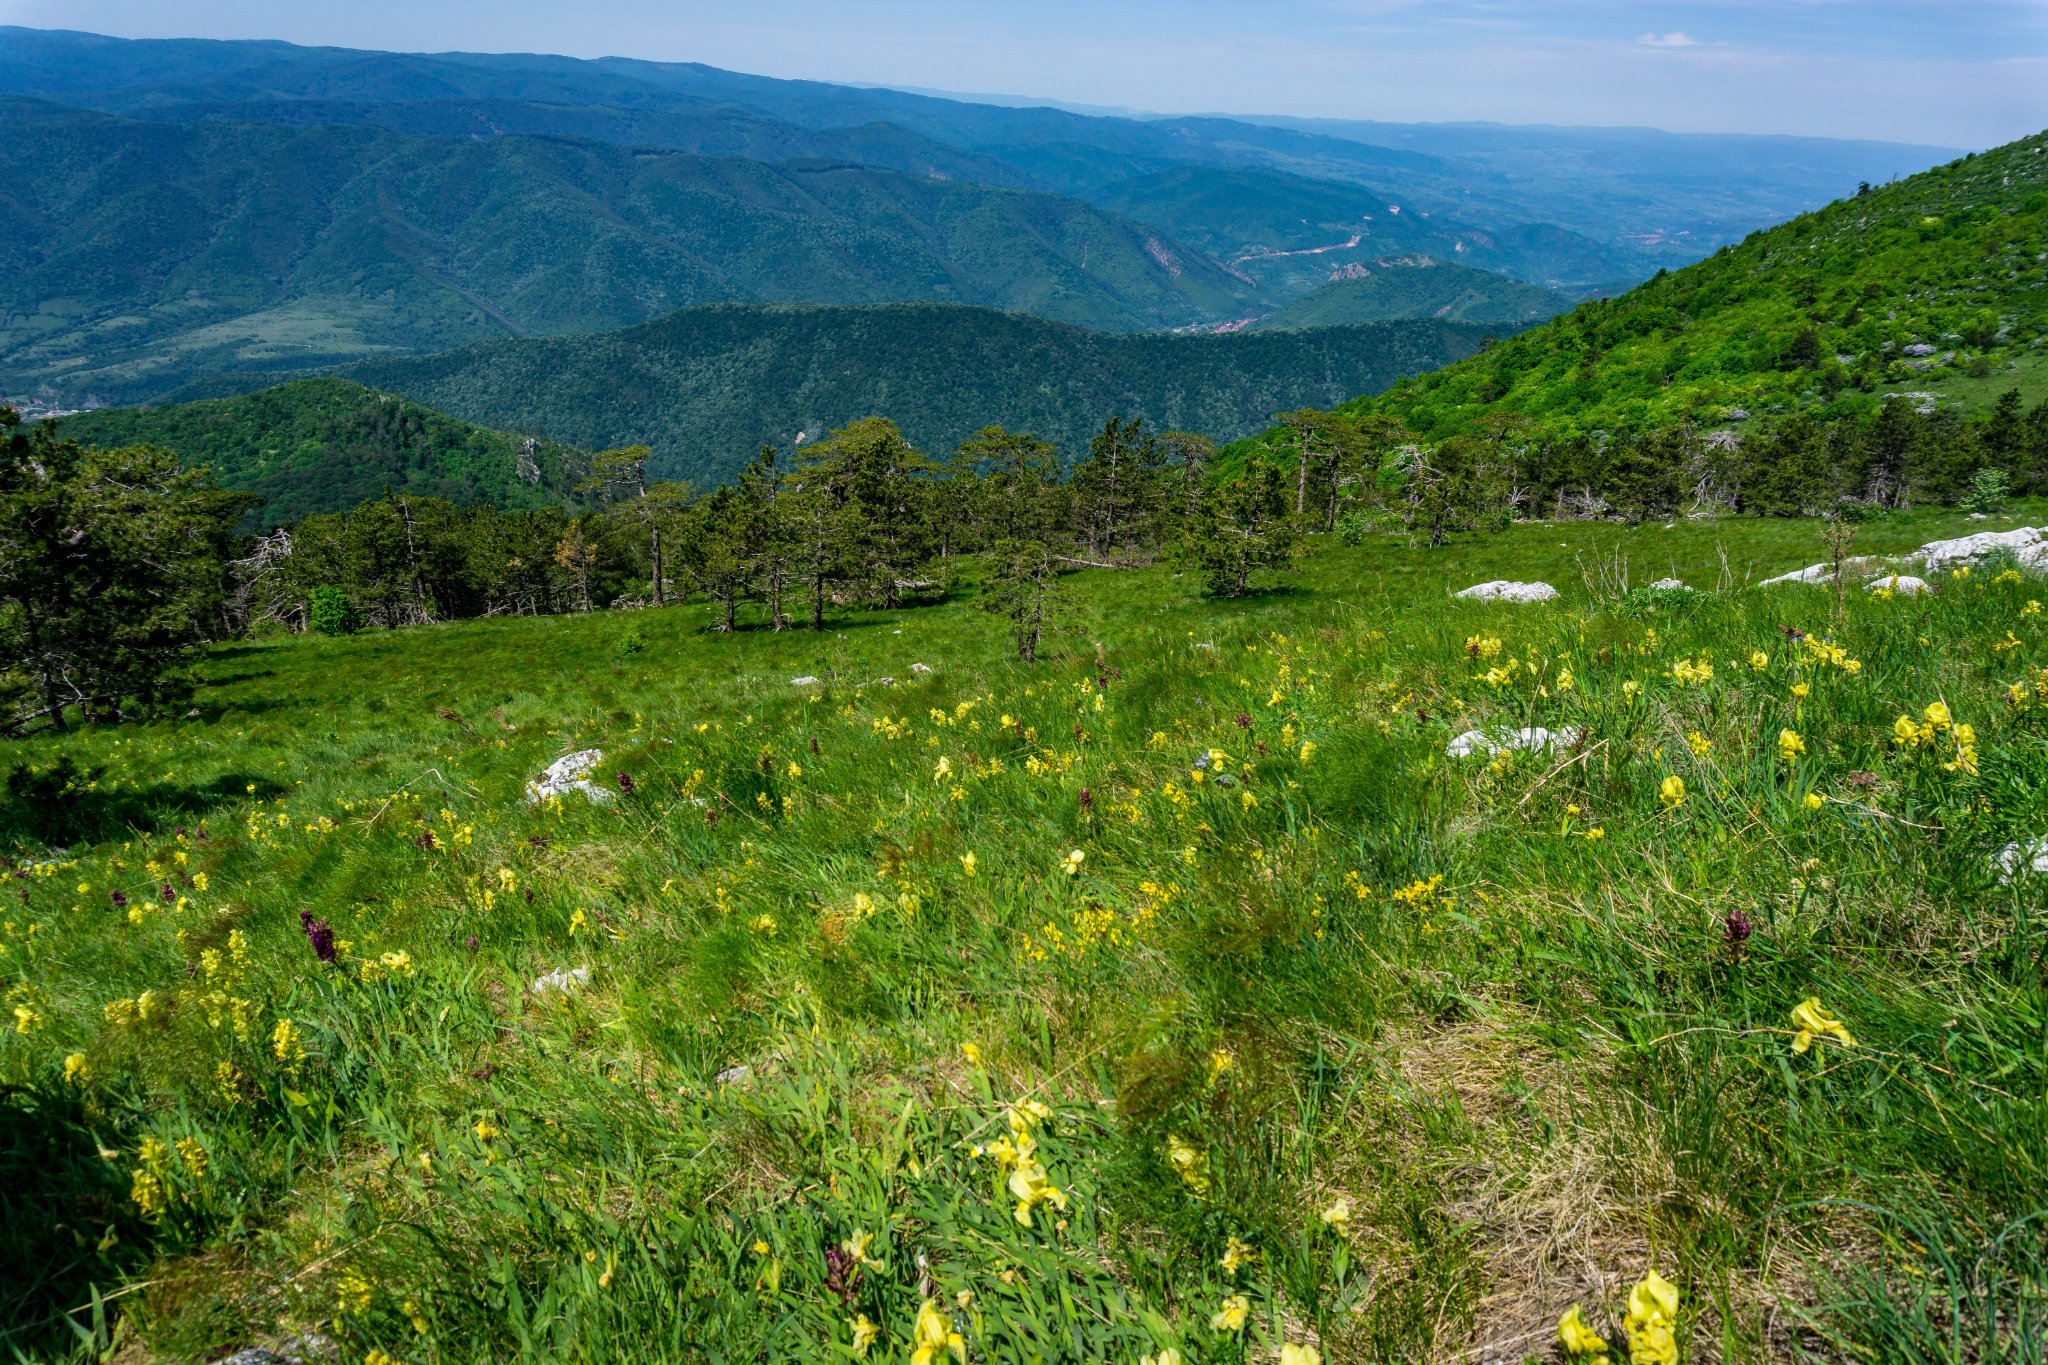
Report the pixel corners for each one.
[1254,259,1571,330]
[287,302,1497,484]
[0,100,1251,404]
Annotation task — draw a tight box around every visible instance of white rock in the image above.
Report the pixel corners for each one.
[1646,577,1690,591]
[790,675,822,686]
[1757,563,1834,588]
[1912,526,2042,573]
[531,965,590,995]
[1867,574,1932,596]
[910,662,933,674]
[1994,839,2048,884]
[1446,726,1582,759]
[714,1064,751,1085]
[525,750,614,806]
[1453,580,1560,603]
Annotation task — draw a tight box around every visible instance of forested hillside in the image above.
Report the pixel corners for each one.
[1254,257,1570,330]
[316,302,1492,482]
[57,379,586,526]
[0,102,1249,404]
[1346,131,2048,441]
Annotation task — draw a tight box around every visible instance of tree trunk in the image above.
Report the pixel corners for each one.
[1296,430,1310,516]
[651,526,664,608]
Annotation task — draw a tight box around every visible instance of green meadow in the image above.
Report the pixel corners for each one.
[7,507,2048,1364]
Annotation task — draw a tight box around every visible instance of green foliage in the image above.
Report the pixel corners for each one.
[1175,459,1298,597]
[1962,467,2013,515]
[305,586,361,637]
[0,409,250,732]
[57,380,588,529]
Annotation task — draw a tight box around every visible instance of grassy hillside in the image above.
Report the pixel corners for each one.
[1253,257,1571,331]
[0,101,1253,405]
[56,378,585,527]
[317,302,1494,483]
[1348,131,2048,440]
[7,510,2048,1361]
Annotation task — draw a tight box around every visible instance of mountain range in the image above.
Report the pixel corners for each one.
[0,26,1960,410]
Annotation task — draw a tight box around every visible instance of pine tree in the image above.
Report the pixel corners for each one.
[1176,459,1296,598]
[1069,417,1162,560]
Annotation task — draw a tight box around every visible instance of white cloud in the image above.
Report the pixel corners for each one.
[1639,31,1699,47]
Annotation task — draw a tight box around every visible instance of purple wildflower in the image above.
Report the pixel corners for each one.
[299,908,337,964]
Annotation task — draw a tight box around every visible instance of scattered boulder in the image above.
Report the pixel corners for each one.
[715,1064,751,1085]
[790,675,822,686]
[1757,563,1833,588]
[525,750,614,806]
[1446,726,1582,759]
[910,662,933,674]
[1646,577,1690,591]
[1994,839,2048,884]
[1453,580,1560,603]
[1911,526,2042,573]
[1867,575,1931,596]
[532,965,591,995]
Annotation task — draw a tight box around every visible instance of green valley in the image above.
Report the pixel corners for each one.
[1252,257,1571,331]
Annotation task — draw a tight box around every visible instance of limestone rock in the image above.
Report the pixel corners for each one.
[525,750,613,806]
[1446,726,1582,759]
[1867,575,1932,596]
[1453,580,1560,604]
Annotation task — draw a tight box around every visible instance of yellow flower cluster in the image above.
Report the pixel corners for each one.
[1891,701,1977,774]
[1790,997,1856,1053]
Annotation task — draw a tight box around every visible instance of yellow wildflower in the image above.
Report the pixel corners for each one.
[960,851,978,877]
[1008,1147,1068,1227]
[1318,1197,1352,1228]
[1790,998,1856,1053]
[1062,849,1085,876]
[1924,700,1953,731]
[1659,775,1686,809]
[1778,729,1805,762]
[1278,1346,1322,1365]
[1209,1294,1249,1333]
[961,1042,983,1067]
[1205,1049,1235,1086]
[1140,1352,1183,1365]
[850,1314,879,1356]
[1166,1134,1211,1195]
[910,1298,965,1365]
[1750,650,1769,671]
[1557,1305,1610,1361]
[63,1053,89,1085]
[1624,1269,1681,1365]
[1792,681,1810,699]
[1220,1234,1256,1274]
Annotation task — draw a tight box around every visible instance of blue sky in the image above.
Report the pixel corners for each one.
[6,0,2044,147]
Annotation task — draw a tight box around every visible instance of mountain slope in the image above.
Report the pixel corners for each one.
[1254,258,1571,331]
[55,377,585,526]
[283,302,1496,484]
[0,101,1252,404]
[1345,133,2048,439]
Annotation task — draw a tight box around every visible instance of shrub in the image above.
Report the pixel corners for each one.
[306,586,361,635]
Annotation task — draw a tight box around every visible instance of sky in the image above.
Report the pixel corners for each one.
[4,0,2044,148]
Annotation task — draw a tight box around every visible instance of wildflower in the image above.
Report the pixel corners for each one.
[1278,1346,1322,1365]
[1318,1197,1352,1228]
[175,1137,207,1179]
[750,914,778,936]
[1585,826,1605,840]
[1220,1235,1256,1274]
[1622,680,1641,700]
[1008,1146,1068,1226]
[1723,906,1754,959]
[1750,650,1769,672]
[1686,731,1712,758]
[1624,1269,1681,1365]
[272,1018,306,1071]
[1165,1134,1211,1195]
[1298,740,1316,764]
[1062,849,1085,877]
[1209,1294,1249,1332]
[910,1298,965,1365]
[1206,1048,1234,1085]
[1791,680,1810,699]
[1804,792,1824,810]
[841,1230,875,1266]
[850,1314,879,1356]
[933,756,951,782]
[1790,997,1856,1053]
[1140,1352,1183,1365]
[960,851,978,877]
[1557,1304,1611,1361]
[1659,775,1686,809]
[1778,729,1805,762]
[473,1117,501,1142]
[12,1006,40,1034]
[299,909,336,964]
[63,1053,89,1085]
[1924,700,1953,731]
[191,872,209,892]
[961,1042,983,1067]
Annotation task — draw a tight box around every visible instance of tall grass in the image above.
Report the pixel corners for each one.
[4,505,2047,1363]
